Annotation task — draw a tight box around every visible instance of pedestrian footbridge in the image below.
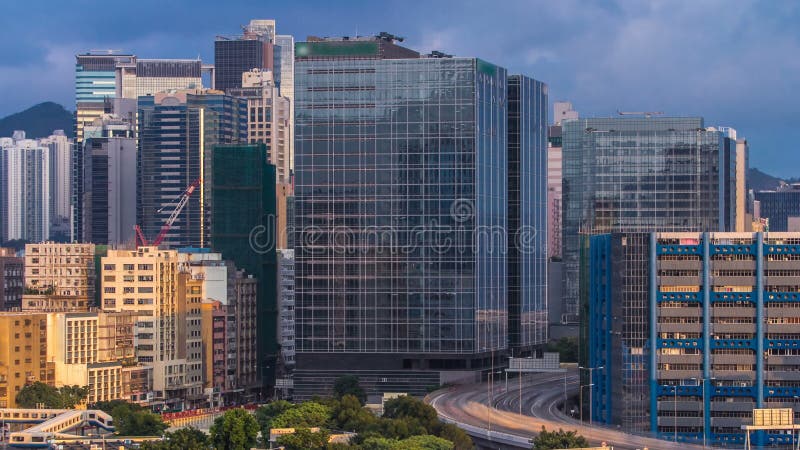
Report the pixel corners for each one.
[0,408,114,448]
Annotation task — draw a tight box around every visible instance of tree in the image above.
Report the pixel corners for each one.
[275,428,330,450]
[209,408,259,450]
[331,394,377,432]
[333,375,367,404]
[531,427,589,450]
[545,337,579,363]
[435,423,473,450]
[383,396,439,434]
[102,401,167,436]
[141,427,209,450]
[254,400,294,438]
[16,382,88,409]
[58,385,90,408]
[270,401,331,428]
[393,435,454,450]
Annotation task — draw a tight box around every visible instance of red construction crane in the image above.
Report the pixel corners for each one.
[135,178,201,247]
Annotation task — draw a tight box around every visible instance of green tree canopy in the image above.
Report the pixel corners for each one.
[15,383,89,409]
[111,402,168,437]
[435,423,473,450]
[360,435,454,450]
[331,394,377,432]
[270,401,331,429]
[333,375,367,404]
[275,428,330,450]
[209,408,259,450]
[255,399,294,440]
[531,427,589,450]
[140,427,209,450]
[545,337,579,363]
[382,395,439,434]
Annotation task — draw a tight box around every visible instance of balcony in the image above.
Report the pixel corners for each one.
[765,371,800,381]
[711,370,756,381]
[658,323,702,334]
[658,370,702,380]
[657,416,703,427]
[712,323,755,334]
[765,260,800,271]
[659,307,703,317]
[711,417,747,428]
[659,260,702,271]
[710,401,754,412]
[711,260,756,271]
[660,276,702,286]
[659,354,703,365]
[711,354,756,366]
[712,276,755,286]
[658,400,703,411]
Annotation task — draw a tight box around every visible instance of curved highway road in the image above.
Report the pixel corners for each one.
[428,370,709,450]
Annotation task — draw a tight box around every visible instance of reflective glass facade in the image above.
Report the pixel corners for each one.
[295,55,508,356]
[137,92,247,249]
[563,118,738,322]
[214,39,273,92]
[507,75,548,351]
[754,189,800,232]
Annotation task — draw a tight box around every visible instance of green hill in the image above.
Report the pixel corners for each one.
[0,102,73,139]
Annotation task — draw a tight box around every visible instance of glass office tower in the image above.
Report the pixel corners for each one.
[507,75,548,353]
[755,187,800,231]
[137,90,247,249]
[562,118,742,325]
[294,36,546,398]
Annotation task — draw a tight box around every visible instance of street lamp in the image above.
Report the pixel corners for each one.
[690,376,716,449]
[579,383,594,423]
[579,366,604,425]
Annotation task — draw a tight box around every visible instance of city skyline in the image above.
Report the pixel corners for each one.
[1,0,799,175]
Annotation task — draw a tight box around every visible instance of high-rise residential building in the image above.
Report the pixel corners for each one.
[507,75,548,354]
[74,114,136,244]
[75,52,136,144]
[0,248,23,310]
[562,118,746,324]
[277,249,295,384]
[101,246,203,410]
[0,133,50,243]
[209,143,277,390]
[137,89,247,249]
[227,69,292,182]
[293,35,546,398]
[230,266,259,399]
[754,185,800,232]
[39,131,72,237]
[588,231,800,447]
[23,243,95,311]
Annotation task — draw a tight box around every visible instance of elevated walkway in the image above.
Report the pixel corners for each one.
[2,408,114,448]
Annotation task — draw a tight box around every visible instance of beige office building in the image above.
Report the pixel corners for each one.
[101,246,203,410]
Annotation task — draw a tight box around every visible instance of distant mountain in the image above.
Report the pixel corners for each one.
[749,168,787,192]
[0,102,73,139]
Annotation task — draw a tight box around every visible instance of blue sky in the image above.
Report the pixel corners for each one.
[2,0,799,176]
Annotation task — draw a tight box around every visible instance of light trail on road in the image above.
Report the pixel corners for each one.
[428,369,711,450]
